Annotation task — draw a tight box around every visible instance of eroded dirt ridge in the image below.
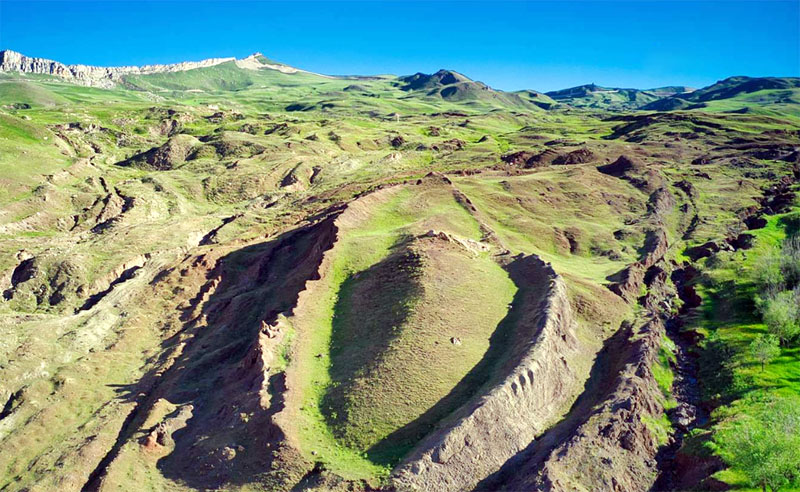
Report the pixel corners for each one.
[477,177,677,491]
[392,255,580,492]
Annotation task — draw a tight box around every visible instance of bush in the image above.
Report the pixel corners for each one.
[778,212,800,237]
[753,235,800,345]
[753,248,785,294]
[761,290,800,344]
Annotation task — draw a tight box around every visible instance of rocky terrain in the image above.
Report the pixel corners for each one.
[0,50,798,492]
[0,50,306,88]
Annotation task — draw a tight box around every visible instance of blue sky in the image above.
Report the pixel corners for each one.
[0,0,798,91]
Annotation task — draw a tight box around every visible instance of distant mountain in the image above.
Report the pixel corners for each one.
[2,50,796,115]
[645,86,695,97]
[396,69,542,110]
[512,89,558,110]
[680,76,799,102]
[544,78,800,113]
[0,49,308,88]
[544,84,679,110]
[397,69,474,92]
[643,76,800,111]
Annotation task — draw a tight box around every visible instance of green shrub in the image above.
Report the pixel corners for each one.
[778,212,800,237]
[761,290,800,344]
[752,248,785,293]
[780,237,800,290]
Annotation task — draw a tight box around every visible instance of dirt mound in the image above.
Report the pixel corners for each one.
[685,240,721,261]
[597,155,644,177]
[758,175,796,214]
[500,150,537,166]
[552,148,595,165]
[264,122,299,137]
[500,148,595,168]
[3,254,87,311]
[744,214,768,230]
[431,138,465,152]
[608,186,673,302]
[207,135,267,158]
[119,134,200,170]
[609,228,669,302]
[280,164,314,191]
[528,148,561,166]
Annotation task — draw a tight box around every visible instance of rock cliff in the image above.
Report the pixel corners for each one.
[0,50,287,88]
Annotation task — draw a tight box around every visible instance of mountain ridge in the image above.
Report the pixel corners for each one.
[2,49,799,114]
[0,49,304,88]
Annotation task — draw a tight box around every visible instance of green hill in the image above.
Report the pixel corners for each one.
[0,78,71,107]
[396,69,542,111]
[643,76,800,115]
[544,83,664,110]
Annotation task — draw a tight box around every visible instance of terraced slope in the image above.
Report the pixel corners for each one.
[0,53,799,492]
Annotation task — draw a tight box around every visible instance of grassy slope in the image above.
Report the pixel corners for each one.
[684,207,800,490]
[453,168,643,284]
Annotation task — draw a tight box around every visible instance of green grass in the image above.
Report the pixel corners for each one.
[0,80,70,107]
[454,170,641,285]
[686,206,800,488]
[653,334,677,405]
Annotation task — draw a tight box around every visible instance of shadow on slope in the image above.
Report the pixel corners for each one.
[155,217,339,489]
[84,216,341,491]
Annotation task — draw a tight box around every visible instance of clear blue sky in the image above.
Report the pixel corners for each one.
[1,0,798,91]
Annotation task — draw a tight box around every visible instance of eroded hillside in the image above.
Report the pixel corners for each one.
[0,55,798,491]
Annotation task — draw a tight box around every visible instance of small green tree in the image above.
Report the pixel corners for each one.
[762,291,800,344]
[716,397,800,492]
[749,334,781,371]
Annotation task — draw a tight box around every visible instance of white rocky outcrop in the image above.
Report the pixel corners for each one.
[0,49,300,88]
